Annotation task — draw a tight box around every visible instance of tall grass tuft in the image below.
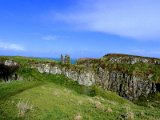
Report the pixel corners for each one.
[17,99,33,117]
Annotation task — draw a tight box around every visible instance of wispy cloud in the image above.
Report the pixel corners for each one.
[52,0,160,40]
[42,35,58,41]
[0,41,25,51]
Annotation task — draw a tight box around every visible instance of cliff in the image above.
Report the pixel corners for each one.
[103,54,160,64]
[1,56,160,120]
[34,63,97,86]
[32,54,160,100]
[0,54,160,100]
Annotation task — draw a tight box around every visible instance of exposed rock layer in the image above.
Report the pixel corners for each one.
[1,54,159,100]
[34,58,157,100]
[35,64,96,86]
[0,60,19,81]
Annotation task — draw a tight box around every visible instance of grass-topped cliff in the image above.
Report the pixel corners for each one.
[0,55,160,120]
[76,54,160,83]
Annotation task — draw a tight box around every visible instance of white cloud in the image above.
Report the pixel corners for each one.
[53,0,160,40]
[0,41,25,51]
[42,35,58,41]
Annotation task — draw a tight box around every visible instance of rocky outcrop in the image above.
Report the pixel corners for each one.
[0,60,19,81]
[31,54,160,100]
[104,54,160,65]
[35,63,96,86]
[96,68,156,100]
[4,60,18,66]
[34,62,157,100]
[1,54,158,100]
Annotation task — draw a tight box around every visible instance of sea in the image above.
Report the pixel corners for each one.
[51,58,77,64]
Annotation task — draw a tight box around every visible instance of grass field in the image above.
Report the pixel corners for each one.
[0,56,160,120]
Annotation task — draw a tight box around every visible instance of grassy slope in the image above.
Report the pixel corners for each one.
[0,56,160,120]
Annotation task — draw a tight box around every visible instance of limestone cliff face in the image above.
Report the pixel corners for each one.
[96,68,156,100]
[34,61,157,100]
[1,55,158,100]
[35,63,96,86]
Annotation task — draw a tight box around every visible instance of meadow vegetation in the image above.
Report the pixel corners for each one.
[0,56,160,120]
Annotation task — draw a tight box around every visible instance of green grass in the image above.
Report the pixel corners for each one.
[0,72,160,120]
[0,56,160,120]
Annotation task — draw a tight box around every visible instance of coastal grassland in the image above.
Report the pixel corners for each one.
[0,56,160,120]
[0,73,160,119]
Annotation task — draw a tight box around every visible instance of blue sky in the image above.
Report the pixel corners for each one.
[0,0,160,58]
